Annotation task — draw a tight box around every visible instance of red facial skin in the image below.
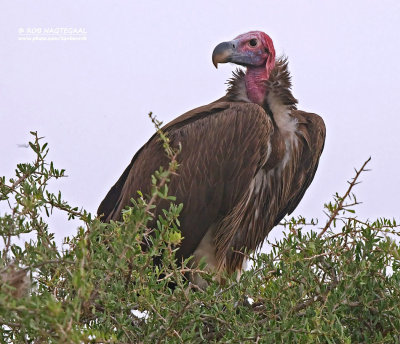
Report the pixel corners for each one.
[234,31,276,105]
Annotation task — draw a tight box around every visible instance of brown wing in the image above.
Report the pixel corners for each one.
[97,101,230,221]
[274,110,326,224]
[98,102,274,261]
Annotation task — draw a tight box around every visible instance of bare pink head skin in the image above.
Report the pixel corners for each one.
[212,31,276,105]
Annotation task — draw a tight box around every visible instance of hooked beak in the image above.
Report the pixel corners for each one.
[212,40,237,68]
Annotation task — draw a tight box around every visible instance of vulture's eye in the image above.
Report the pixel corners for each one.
[249,39,258,47]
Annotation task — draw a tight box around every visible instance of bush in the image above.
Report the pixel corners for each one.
[1,127,399,343]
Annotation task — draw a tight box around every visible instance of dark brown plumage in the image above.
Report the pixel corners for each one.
[98,31,325,285]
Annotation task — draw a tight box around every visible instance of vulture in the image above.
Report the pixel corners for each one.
[98,31,326,287]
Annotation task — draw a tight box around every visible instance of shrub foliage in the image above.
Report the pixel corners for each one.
[1,127,399,343]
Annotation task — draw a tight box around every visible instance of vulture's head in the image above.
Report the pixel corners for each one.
[212,31,276,76]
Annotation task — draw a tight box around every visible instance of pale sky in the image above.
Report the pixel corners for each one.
[1,1,399,247]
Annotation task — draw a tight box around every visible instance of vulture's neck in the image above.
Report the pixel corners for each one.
[245,66,269,105]
[226,57,298,134]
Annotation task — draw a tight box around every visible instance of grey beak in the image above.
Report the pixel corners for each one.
[212,41,237,68]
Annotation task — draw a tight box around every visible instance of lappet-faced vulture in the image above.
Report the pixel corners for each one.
[98,31,326,287]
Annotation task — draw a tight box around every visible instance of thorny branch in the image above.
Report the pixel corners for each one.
[318,157,371,238]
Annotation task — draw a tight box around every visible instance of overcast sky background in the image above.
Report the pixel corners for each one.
[1,0,399,249]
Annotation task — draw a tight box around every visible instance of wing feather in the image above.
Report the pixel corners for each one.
[274,110,326,224]
[98,102,274,262]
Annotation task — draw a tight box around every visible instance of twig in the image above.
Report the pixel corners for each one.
[318,157,371,238]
